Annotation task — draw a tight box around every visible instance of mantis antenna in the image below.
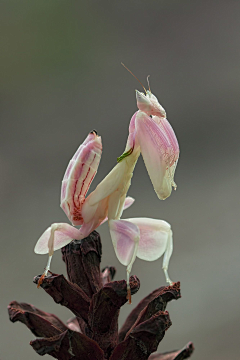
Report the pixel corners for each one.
[121,63,147,94]
[147,75,151,92]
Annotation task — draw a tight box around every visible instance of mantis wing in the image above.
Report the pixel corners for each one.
[135,112,178,200]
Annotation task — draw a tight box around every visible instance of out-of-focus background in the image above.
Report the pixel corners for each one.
[1,1,240,359]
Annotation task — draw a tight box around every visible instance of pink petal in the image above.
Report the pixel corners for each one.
[109,219,140,266]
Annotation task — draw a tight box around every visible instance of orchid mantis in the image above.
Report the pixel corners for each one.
[34,71,179,303]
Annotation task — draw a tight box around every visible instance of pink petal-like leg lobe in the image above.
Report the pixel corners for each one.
[125,218,171,261]
[109,219,140,303]
[60,131,102,225]
[34,223,82,288]
[109,219,140,267]
[124,218,174,285]
[34,223,81,255]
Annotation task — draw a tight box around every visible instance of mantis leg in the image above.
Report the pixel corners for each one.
[124,217,174,285]
[162,229,173,285]
[34,223,81,287]
[109,219,140,304]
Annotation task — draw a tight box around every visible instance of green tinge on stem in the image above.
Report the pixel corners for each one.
[117,148,133,163]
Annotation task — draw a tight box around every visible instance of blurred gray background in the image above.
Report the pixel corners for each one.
[1,1,240,359]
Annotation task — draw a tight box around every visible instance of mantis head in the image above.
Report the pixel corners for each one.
[136,90,167,118]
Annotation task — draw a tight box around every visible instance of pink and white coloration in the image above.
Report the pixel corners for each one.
[34,131,134,286]
[110,88,179,297]
[34,81,179,301]
[80,88,179,301]
[121,63,179,199]
[60,131,102,225]
[109,218,173,292]
[135,89,179,199]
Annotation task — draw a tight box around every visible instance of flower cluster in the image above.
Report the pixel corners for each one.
[8,231,194,359]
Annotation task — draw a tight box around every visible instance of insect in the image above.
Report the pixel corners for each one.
[79,66,180,302]
[35,67,179,304]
